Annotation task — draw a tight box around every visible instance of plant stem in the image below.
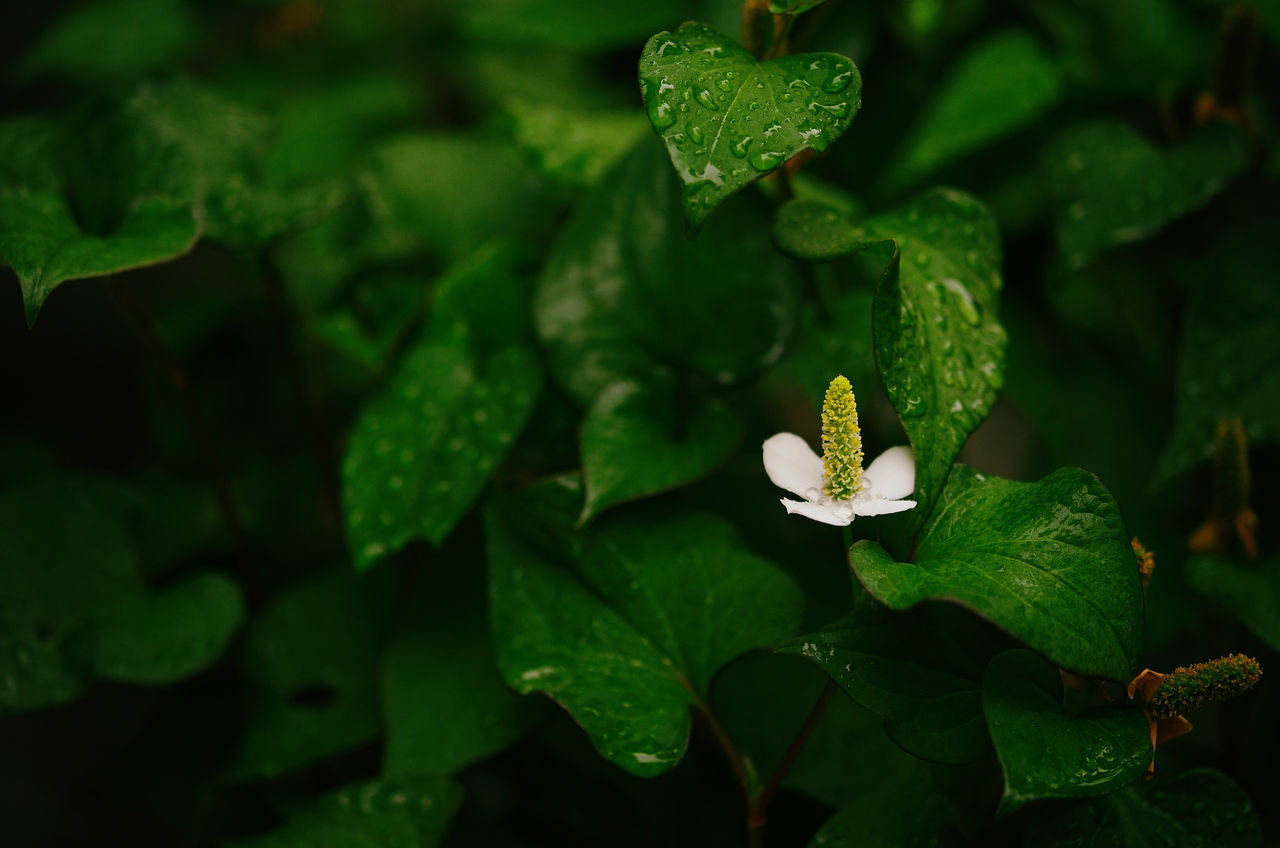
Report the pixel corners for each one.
[748,679,837,842]
[107,279,263,610]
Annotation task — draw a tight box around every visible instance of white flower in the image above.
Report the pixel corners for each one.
[761,435,917,526]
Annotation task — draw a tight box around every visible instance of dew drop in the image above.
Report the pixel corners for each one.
[749,150,785,172]
[716,78,732,92]
[688,124,704,144]
[695,88,718,110]
[832,502,854,520]
[731,136,753,158]
[805,487,822,501]
[822,70,854,93]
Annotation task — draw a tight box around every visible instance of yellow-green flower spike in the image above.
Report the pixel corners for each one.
[1149,653,1262,717]
[821,375,864,500]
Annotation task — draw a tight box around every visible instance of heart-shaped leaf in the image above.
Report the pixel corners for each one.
[535,139,799,406]
[779,599,1007,764]
[1,190,199,326]
[639,22,861,229]
[487,479,803,776]
[579,380,740,523]
[775,189,1006,520]
[851,465,1143,681]
[0,478,244,714]
[985,650,1151,817]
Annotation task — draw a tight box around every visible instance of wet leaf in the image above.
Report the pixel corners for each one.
[780,599,1004,764]
[774,190,1005,518]
[342,250,542,569]
[851,466,1143,681]
[579,380,740,523]
[535,139,799,405]
[639,22,861,229]
[984,650,1150,817]
[488,481,803,776]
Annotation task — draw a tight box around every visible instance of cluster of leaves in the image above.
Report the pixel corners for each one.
[2,0,1278,846]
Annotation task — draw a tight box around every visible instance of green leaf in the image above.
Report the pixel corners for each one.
[780,600,1003,764]
[232,570,391,780]
[239,776,461,848]
[1024,768,1263,848]
[713,651,994,840]
[1187,554,1280,653]
[773,190,1005,517]
[488,482,803,775]
[535,139,800,405]
[870,192,1005,521]
[639,22,861,229]
[851,466,1143,681]
[0,190,198,326]
[342,250,543,568]
[381,620,525,778]
[18,0,196,84]
[120,80,345,247]
[89,572,245,684]
[0,479,243,713]
[506,99,648,187]
[1156,251,1280,482]
[579,380,741,523]
[984,650,1150,817]
[884,31,1060,188]
[1045,121,1248,269]
[775,286,878,412]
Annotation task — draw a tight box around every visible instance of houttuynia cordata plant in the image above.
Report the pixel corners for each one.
[2,0,1278,845]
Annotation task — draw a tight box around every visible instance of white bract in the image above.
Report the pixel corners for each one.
[762,434,917,526]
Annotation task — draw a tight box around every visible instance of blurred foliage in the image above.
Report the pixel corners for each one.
[2,0,1278,845]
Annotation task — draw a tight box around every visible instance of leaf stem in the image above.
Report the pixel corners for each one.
[107,278,263,610]
[749,679,838,839]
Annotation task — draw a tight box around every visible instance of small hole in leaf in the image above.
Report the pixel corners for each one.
[289,683,338,709]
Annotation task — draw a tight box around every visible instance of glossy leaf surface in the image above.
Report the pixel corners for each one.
[488,480,803,775]
[851,466,1143,681]
[984,650,1150,816]
[639,22,860,228]
[535,140,799,405]
[579,380,740,523]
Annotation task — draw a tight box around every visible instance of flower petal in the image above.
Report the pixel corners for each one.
[862,445,915,499]
[850,497,917,517]
[762,432,826,499]
[780,498,855,526]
